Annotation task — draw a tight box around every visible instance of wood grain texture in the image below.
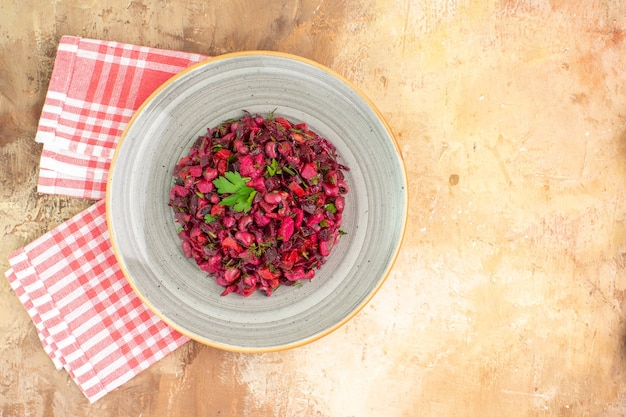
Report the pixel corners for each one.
[2,0,626,416]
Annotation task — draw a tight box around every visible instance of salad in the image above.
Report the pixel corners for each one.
[169,111,349,296]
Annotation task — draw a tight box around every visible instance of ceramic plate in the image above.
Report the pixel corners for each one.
[106,51,407,352]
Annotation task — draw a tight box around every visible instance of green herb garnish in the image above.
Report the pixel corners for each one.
[283,165,296,176]
[213,171,257,213]
[204,214,218,224]
[265,158,282,177]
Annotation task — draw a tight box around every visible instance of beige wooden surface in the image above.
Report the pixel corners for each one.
[2,1,626,416]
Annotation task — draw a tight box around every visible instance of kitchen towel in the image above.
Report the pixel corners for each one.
[35,35,208,199]
[4,36,211,402]
[5,200,189,402]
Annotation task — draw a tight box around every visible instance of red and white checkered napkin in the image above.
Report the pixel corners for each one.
[36,35,208,199]
[5,201,189,402]
[4,36,211,402]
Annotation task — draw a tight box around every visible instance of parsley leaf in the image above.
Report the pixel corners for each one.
[213,171,246,194]
[213,171,257,213]
[324,203,337,214]
[265,158,282,177]
[204,214,218,224]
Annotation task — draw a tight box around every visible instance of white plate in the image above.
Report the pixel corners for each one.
[106,51,407,352]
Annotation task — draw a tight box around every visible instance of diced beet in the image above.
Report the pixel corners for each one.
[209,193,220,204]
[300,162,318,179]
[285,266,314,281]
[319,240,331,257]
[253,210,271,227]
[253,153,265,169]
[284,267,304,281]
[170,185,190,200]
[204,255,222,273]
[224,268,241,284]
[248,176,267,193]
[203,167,218,181]
[264,211,282,220]
[275,117,291,130]
[265,176,281,192]
[306,212,324,227]
[196,180,213,194]
[216,159,227,174]
[238,155,258,178]
[189,165,203,178]
[264,192,282,204]
[323,218,336,229]
[318,228,331,241]
[222,216,236,228]
[286,154,300,165]
[176,212,192,224]
[222,236,242,253]
[281,250,299,269]
[248,125,260,138]
[263,247,278,265]
[259,199,277,214]
[292,208,304,230]
[322,182,339,197]
[189,225,202,240]
[239,251,261,266]
[215,149,233,160]
[220,284,237,296]
[210,204,225,216]
[288,181,306,197]
[277,141,291,156]
[221,132,235,143]
[241,274,257,290]
[278,217,295,241]
[257,266,279,281]
[176,166,190,179]
[301,202,316,214]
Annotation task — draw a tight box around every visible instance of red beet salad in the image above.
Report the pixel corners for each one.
[169,112,349,296]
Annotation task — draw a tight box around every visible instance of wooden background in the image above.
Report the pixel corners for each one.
[2,1,626,416]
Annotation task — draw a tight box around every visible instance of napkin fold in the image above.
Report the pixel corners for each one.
[4,36,210,402]
[36,35,208,199]
[6,201,188,402]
